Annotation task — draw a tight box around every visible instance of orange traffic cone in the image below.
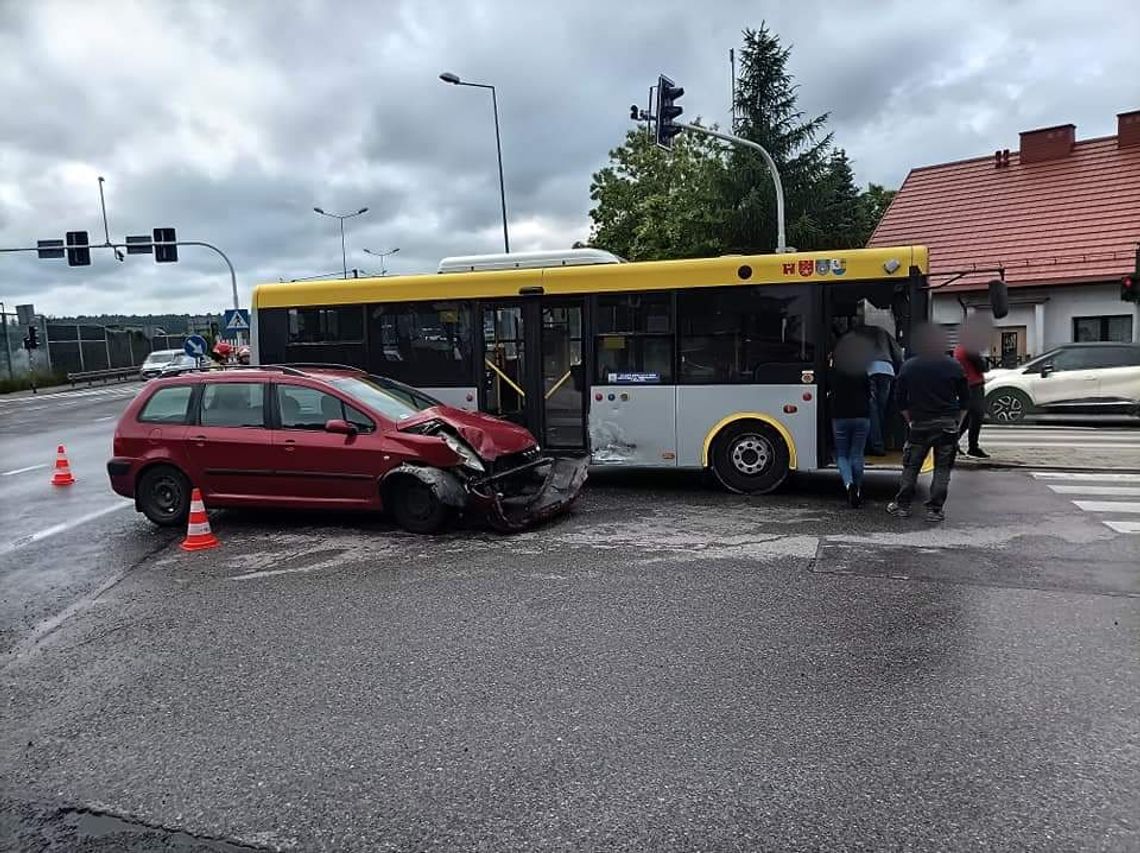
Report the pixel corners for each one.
[50,445,76,486]
[180,488,219,551]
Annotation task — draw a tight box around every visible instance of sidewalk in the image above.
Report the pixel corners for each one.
[957,442,1140,473]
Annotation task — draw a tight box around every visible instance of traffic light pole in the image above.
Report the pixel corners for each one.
[677,122,791,254]
[1,239,240,309]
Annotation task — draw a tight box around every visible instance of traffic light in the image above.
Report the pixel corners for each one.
[65,231,90,266]
[1123,274,1137,303]
[655,75,685,149]
[153,227,178,263]
[23,325,39,350]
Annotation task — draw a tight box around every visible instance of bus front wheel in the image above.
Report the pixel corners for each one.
[711,421,791,495]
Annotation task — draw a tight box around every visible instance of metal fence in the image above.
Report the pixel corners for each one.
[0,321,192,380]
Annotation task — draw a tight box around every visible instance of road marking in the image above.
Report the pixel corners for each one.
[95,415,115,421]
[1071,500,1140,514]
[1031,472,1140,481]
[1,464,48,477]
[0,502,132,556]
[981,441,1140,449]
[1103,520,1140,534]
[230,564,335,582]
[1047,485,1140,496]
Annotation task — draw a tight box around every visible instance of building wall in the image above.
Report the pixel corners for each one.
[932,283,1140,357]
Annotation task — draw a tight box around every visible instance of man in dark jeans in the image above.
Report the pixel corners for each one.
[953,315,990,458]
[888,325,970,523]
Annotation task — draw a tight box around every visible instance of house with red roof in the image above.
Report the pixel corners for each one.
[869,110,1140,364]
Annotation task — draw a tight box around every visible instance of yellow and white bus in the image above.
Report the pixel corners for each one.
[252,246,940,492]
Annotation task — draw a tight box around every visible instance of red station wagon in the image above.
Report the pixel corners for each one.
[107,365,588,533]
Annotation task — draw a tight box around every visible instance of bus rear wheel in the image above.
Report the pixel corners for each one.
[710,421,791,495]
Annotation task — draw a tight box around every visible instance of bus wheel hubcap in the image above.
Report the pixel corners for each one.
[731,435,771,476]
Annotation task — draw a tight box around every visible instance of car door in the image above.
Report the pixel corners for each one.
[272,383,383,506]
[185,381,277,503]
[1093,346,1140,406]
[1030,347,1101,407]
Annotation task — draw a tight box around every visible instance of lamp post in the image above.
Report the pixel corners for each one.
[363,247,400,276]
[439,71,510,253]
[313,206,369,279]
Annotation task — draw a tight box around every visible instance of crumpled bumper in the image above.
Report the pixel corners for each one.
[478,455,589,532]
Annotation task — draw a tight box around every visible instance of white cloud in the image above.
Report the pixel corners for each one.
[1,0,1136,316]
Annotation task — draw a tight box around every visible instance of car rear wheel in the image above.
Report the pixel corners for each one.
[137,465,191,527]
[710,420,791,494]
[386,476,452,534]
[986,388,1032,423]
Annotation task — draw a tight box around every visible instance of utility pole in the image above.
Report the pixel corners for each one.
[0,302,12,381]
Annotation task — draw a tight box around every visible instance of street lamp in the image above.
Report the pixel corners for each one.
[439,71,510,253]
[313,206,369,279]
[363,247,400,276]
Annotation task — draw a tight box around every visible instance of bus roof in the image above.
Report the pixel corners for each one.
[253,246,928,309]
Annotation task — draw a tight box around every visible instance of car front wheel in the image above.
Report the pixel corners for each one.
[986,388,1032,423]
[386,476,453,534]
[137,465,191,527]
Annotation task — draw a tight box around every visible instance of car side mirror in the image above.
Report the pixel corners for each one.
[324,418,357,435]
[1040,364,1054,378]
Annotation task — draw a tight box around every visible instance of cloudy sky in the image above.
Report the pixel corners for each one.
[1,0,1136,318]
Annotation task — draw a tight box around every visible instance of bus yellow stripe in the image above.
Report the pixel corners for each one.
[701,413,798,470]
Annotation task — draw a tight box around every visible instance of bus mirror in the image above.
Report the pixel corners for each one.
[988,279,1009,319]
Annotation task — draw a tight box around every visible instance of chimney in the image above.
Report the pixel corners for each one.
[1119,110,1140,148]
[1019,123,1075,164]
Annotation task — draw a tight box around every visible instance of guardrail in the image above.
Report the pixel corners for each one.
[66,366,140,386]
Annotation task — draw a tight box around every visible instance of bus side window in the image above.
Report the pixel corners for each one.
[594,293,674,384]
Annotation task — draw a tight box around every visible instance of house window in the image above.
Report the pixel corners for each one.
[1073,315,1133,343]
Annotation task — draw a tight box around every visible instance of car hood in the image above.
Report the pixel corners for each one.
[985,368,1019,383]
[397,406,537,460]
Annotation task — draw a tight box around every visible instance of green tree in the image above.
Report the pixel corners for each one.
[588,127,728,260]
[587,23,884,257]
[858,183,898,239]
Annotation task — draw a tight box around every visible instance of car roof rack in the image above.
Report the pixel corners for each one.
[276,362,367,374]
[163,364,308,377]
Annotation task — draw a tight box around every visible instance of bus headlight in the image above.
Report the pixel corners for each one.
[442,434,486,473]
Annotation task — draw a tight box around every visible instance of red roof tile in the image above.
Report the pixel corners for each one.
[868,135,1140,291]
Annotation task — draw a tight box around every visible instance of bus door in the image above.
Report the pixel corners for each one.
[478,298,587,452]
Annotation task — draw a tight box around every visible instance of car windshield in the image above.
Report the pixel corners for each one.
[1017,349,1061,372]
[144,351,178,365]
[325,375,423,421]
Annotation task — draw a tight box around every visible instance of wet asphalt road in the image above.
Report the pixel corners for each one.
[0,385,1138,851]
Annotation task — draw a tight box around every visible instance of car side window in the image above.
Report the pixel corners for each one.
[1050,348,1102,371]
[1098,347,1140,368]
[198,383,267,427]
[277,385,375,432]
[138,386,193,424]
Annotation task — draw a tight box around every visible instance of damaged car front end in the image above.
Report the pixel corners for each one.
[390,416,588,532]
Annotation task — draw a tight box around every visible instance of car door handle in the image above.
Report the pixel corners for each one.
[283,439,297,453]
[191,434,207,446]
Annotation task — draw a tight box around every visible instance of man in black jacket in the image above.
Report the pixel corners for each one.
[888,324,970,522]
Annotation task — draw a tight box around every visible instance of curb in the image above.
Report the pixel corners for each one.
[958,459,1140,474]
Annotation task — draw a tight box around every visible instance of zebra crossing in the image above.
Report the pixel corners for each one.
[0,384,140,408]
[1031,471,1140,534]
[984,425,1140,451]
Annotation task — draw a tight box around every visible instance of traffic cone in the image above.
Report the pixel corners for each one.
[50,445,76,486]
[180,488,219,551]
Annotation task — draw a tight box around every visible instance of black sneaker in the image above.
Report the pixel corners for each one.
[846,484,857,508]
[967,447,990,459]
[925,507,946,523]
[886,502,911,518]
[853,487,863,509]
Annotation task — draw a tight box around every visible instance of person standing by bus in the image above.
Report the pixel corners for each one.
[888,325,970,522]
[852,309,903,456]
[953,315,990,458]
[830,334,873,508]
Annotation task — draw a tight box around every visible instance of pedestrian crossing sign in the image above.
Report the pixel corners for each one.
[222,309,250,334]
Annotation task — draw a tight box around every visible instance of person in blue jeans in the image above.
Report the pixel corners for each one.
[852,320,903,456]
[830,334,873,507]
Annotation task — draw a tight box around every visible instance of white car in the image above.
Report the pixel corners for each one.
[985,343,1140,422]
[157,354,201,377]
[138,349,185,380]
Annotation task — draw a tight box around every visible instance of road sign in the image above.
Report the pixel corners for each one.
[36,239,64,259]
[222,309,250,333]
[15,305,35,325]
[184,334,209,358]
[126,235,153,255]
